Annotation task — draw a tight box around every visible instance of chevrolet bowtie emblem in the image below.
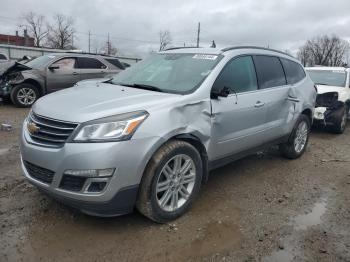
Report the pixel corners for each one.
[27,122,40,134]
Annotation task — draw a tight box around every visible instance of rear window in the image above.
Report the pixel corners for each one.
[281,58,305,84]
[253,55,286,89]
[77,57,106,69]
[105,59,124,69]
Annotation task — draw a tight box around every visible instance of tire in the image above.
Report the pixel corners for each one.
[279,115,310,159]
[330,106,347,134]
[10,83,39,108]
[136,140,203,223]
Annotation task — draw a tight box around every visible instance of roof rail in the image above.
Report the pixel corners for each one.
[163,46,202,51]
[63,51,115,57]
[221,46,293,57]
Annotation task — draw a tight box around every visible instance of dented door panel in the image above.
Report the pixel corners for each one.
[209,91,268,161]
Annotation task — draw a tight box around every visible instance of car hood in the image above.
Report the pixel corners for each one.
[33,81,181,123]
[316,84,345,94]
[0,62,31,79]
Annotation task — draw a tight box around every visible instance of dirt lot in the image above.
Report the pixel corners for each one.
[1,102,349,262]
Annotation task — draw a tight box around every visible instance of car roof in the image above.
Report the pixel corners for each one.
[305,66,349,72]
[48,53,120,59]
[160,46,300,64]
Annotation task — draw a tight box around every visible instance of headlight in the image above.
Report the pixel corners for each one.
[73,111,148,142]
[8,73,24,84]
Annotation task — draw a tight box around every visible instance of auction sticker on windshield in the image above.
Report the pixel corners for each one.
[192,54,218,60]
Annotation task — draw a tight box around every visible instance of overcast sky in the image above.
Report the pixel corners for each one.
[0,0,350,58]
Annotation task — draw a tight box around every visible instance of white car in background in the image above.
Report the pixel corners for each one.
[306,67,350,133]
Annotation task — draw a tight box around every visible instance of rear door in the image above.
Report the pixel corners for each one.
[252,55,294,140]
[210,55,268,160]
[46,57,80,92]
[76,57,108,80]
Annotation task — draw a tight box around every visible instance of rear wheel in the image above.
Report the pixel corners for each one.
[279,115,310,159]
[136,140,202,223]
[10,83,39,108]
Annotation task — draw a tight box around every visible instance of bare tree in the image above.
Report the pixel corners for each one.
[22,12,48,47]
[297,35,349,66]
[159,30,172,51]
[100,41,118,55]
[46,14,75,49]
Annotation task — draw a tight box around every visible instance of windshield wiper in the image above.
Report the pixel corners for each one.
[117,83,163,92]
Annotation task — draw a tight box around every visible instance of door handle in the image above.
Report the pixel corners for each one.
[254,101,265,108]
[287,96,300,102]
[72,72,78,75]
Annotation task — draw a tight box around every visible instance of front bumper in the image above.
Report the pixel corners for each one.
[313,105,345,126]
[20,122,160,216]
[0,82,11,97]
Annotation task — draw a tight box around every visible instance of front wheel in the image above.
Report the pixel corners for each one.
[136,140,202,223]
[330,106,347,134]
[10,83,39,108]
[279,115,310,159]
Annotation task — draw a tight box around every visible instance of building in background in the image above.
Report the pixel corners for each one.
[0,43,141,65]
[0,30,34,47]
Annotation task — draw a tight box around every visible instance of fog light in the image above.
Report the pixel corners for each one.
[64,168,115,177]
[87,182,107,192]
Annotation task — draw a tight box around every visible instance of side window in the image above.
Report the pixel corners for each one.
[213,56,258,93]
[51,58,76,70]
[77,57,107,69]
[253,55,286,89]
[281,58,306,84]
[105,58,124,69]
[0,54,7,60]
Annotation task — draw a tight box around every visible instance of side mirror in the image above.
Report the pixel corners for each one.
[211,86,230,99]
[48,65,60,71]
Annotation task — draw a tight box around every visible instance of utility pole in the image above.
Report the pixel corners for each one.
[107,33,110,55]
[196,22,200,48]
[88,30,91,53]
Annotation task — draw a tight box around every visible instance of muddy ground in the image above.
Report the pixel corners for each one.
[0,102,349,262]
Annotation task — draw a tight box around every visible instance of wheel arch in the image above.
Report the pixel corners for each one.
[21,79,44,96]
[173,133,209,184]
[141,133,210,186]
[301,108,313,124]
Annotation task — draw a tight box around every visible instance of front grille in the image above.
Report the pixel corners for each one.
[27,112,78,147]
[316,92,338,108]
[24,161,55,184]
[59,175,87,192]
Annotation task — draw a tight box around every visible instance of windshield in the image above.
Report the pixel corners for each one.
[307,69,347,87]
[111,53,222,94]
[26,54,57,69]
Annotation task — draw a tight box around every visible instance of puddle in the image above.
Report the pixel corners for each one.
[262,250,294,262]
[294,198,327,230]
[263,198,328,262]
[0,148,9,156]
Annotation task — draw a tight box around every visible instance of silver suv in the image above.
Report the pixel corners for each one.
[20,46,316,222]
[0,53,124,107]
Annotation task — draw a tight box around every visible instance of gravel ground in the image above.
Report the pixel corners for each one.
[0,102,349,262]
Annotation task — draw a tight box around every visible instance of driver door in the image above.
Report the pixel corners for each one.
[46,57,80,92]
[209,55,268,160]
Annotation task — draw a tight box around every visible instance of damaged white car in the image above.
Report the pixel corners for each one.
[306,67,350,133]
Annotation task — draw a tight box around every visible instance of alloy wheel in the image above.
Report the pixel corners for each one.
[17,88,36,106]
[156,154,196,212]
[294,121,308,153]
